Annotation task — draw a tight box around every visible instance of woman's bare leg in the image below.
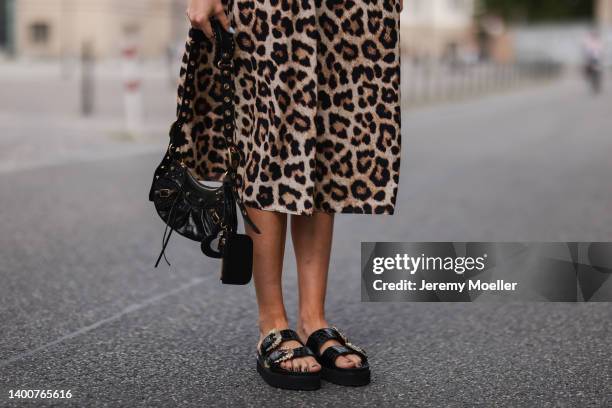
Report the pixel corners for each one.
[246,207,320,372]
[291,212,362,368]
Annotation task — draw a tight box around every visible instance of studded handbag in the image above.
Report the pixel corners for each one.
[149,20,260,285]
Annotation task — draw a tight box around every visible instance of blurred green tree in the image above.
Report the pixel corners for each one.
[481,0,594,22]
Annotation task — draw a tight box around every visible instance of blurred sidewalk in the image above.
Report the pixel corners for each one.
[0,58,178,173]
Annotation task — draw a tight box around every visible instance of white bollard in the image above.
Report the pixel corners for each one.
[121,40,144,138]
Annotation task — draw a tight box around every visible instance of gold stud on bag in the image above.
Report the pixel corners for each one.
[148,19,260,285]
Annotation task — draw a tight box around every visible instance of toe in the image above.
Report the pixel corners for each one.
[280,361,290,371]
[347,354,362,367]
[295,358,306,373]
[307,357,321,373]
[335,355,356,369]
[291,359,300,372]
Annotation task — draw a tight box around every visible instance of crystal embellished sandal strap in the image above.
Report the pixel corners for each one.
[331,326,367,360]
[259,329,301,356]
[264,346,315,369]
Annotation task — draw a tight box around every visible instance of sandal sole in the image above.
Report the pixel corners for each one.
[256,360,321,391]
[321,366,371,387]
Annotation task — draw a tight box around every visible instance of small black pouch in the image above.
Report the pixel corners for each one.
[221,233,254,285]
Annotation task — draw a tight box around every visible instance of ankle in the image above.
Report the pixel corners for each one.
[258,315,289,337]
[297,316,328,337]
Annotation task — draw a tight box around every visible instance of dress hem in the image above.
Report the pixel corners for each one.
[242,201,396,217]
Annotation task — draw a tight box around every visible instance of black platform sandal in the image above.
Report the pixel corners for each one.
[306,327,370,387]
[256,329,321,391]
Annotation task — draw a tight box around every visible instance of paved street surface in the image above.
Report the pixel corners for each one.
[1,76,611,407]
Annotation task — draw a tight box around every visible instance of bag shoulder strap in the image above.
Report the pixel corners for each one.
[170,20,236,171]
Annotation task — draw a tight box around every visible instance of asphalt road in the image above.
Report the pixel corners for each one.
[1,78,611,407]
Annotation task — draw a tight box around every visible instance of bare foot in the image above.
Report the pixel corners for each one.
[298,321,363,369]
[258,329,321,373]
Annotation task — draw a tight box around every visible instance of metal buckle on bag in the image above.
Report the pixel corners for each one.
[158,189,174,198]
[211,209,231,233]
[218,230,227,251]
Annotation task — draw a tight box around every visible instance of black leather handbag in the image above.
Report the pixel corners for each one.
[149,21,260,285]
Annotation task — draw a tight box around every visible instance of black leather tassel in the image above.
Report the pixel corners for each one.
[155,194,180,268]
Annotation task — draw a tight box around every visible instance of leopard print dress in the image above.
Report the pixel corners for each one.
[174,0,401,215]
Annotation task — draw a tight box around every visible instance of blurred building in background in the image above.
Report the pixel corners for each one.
[0,0,186,58]
[2,0,479,61]
[0,0,15,55]
[0,0,608,62]
[400,0,476,59]
[598,0,612,26]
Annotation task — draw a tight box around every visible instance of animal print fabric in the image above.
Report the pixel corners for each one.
[174,0,401,215]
